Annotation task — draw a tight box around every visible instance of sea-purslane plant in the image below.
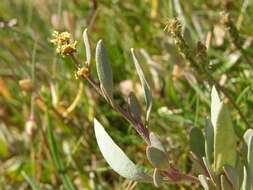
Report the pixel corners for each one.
[51,21,253,189]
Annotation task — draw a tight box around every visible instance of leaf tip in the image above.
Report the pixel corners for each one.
[83,28,88,36]
[211,86,220,102]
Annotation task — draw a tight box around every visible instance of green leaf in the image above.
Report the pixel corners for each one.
[146,146,169,169]
[149,132,165,152]
[198,175,210,190]
[211,86,221,128]
[214,103,237,173]
[94,119,151,182]
[153,168,163,187]
[241,166,251,190]
[243,129,253,185]
[211,86,237,173]
[223,165,239,190]
[83,28,91,67]
[205,119,214,164]
[21,171,40,190]
[189,127,205,159]
[95,40,114,100]
[221,174,232,190]
[202,157,215,184]
[247,136,253,182]
[128,92,142,122]
[0,133,8,158]
[46,110,76,190]
[131,48,152,122]
[189,152,207,175]
[243,129,253,146]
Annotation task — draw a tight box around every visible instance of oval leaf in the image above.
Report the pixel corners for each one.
[128,92,142,122]
[223,165,239,190]
[221,174,232,190]
[189,127,205,159]
[149,132,165,152]
[94,119,151,182]
[211,87,237,173]
[96,40,114,100]
[146,146,169,169]
[214,103,237,173]
[83,28,91,67]
[131,48,152,122]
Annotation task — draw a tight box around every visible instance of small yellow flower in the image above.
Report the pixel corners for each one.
[50,31,77,56]
[59,41,77,56]
[75,67,89,79]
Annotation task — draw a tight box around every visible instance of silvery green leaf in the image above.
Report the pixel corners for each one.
[223,165,239,190]
[83,28,91,67]
[205,119,214,164]
[221,174,232,190]
[94,119,151,182]
[211,87,237,173]
[189,127,205,159]
[149,132,165,152]
[211,86,221,128]
[241,166,251,190]
[202,157,215,184]
[243,129,253,146]
[243,129,253,188]
[131,48,152,122]
[153,168,163,187]
[146,146,169,169]
[128,92,142,122]
[213,102,237,173]
[96,40,114,100]
[247,136,253,180]
[189,152,207,175]
[198,175,209,190]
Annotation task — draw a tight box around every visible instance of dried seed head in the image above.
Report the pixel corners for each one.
[165,18,193,60]
[165,18,182,37]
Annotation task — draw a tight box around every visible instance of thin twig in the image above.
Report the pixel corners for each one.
[70,55,151,143]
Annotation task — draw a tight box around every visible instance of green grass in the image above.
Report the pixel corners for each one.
[1,0,253,189]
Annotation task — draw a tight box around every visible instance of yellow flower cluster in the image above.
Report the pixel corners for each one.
[50,31,77,56]
[75,67,89,79]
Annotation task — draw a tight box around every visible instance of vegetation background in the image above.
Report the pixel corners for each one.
[0,0,253,189]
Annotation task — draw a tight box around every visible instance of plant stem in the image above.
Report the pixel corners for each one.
[162,167,199,184]
[70,55,151,144]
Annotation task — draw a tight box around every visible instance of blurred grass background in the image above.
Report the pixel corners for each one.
[1,0,253,189]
